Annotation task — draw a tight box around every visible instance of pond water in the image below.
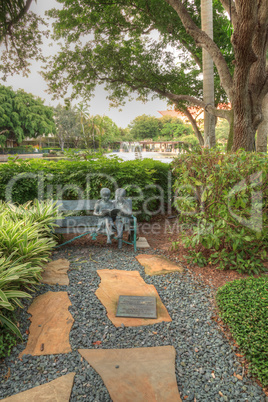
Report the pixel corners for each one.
[107,151,174,164]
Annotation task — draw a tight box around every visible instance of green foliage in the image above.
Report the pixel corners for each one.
[44,0,231,111]
[0,311,18,359]
[0,256,33,338]
[0,85,56,146]
[172,149,268,273]
[158,115,193,139]
[217,277,268,387]
[128,115,160,140]
[128,114,193,141]
[54,104,81,151]
[216,118,230,143]
[3,145,35,154]
[179,134,199,146]
[94,115,121,147]
[0,1,47,78]
[72,104,121,150]
[0,157,170,219]
[0,200,59,335]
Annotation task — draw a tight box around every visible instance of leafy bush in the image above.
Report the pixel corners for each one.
[0,311,18,359]
[216,277,268,387]
[0,256,32,336]
[0,201,58,266]
[0,157,170,219]
[0,200,59,336]
[179,134,199,146]
[172,149,268,273]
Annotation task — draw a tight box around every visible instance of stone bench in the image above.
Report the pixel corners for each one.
[54,200,137,251]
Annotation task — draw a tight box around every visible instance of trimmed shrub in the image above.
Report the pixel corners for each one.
[217,277,268,387]
[172,149,268,273]
[0,157,170,219]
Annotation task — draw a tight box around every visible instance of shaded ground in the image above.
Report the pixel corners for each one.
[56,214,268,397]
[59,214,268,291]
[1,245,266,401]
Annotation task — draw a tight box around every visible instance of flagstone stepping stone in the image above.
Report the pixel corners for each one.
[41,259,70,286]
[95,269,171,327]
[19,292,74,357]
[79,346,181,402]
[136,237,150,248]
[136,254,184,276]
[1,372,75,401]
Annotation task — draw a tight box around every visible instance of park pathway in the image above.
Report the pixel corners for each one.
[0,240,266,401]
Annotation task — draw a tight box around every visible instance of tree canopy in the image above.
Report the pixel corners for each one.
[0,0,47,78]
[128,115,161,140]
[0,85,56,146]
[128,114,192,140]
[54,104,80,151]
[158,115,192,139]
[44,0,268,151]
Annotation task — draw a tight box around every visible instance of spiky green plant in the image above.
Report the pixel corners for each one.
[0,200,61,336]
[0,255,33,337]
[0,200,59,268]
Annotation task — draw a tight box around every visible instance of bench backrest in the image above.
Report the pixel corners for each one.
[55,199,132,213]
[55,200,96,212]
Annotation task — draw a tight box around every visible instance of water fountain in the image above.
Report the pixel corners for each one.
[110,141,172,163]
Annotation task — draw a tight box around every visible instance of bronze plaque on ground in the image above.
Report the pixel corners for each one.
[116,296,157,319]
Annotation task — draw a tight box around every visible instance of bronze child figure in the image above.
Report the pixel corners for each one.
[114,188,132,249]
[93,188,116,244]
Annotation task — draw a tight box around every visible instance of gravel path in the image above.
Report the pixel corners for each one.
[0,245,266,401]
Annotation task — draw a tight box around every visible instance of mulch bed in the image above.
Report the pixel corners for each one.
[42,216,268,395]
[57,214,268,290]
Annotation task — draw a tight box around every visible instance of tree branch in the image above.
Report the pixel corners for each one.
[152,88,232,121]
[180,38,202,68]
[7,0,33,31]
[165,0,233,100]
[220,0,237,24]
[101,72,233,122]
[180,106,204,145]
[0,129,9,136]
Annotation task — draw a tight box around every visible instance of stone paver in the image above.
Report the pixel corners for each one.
[95,269,172,327]
[1,373,75,401]
[19,291,74,357]
[136,254,184,276]
[41,258,70,286]
[79,346,181,402]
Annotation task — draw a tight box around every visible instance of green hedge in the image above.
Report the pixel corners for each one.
[172,149,268,273]
[0,157,170,220]
[217,277,268,387]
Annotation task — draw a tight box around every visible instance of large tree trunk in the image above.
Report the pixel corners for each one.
[166,0,268,152]
[226,109,234,152]
[201,0,215,147]
[231,0,268,151]
[257,92,268,152]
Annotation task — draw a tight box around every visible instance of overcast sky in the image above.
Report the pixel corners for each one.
[3,0,169,128]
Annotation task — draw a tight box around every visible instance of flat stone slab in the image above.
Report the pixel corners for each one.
[19,291,74,357]
[41,259,70,286]
[136,237,150,248]
[136,254,184,276]
[1,372,75,401]
[79,346,181,402]
[95,269,171,327]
